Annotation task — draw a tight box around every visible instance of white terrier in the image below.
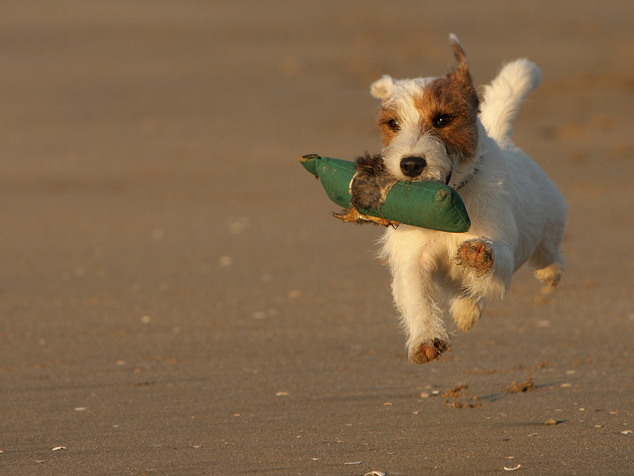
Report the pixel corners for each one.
[349,35,566,364]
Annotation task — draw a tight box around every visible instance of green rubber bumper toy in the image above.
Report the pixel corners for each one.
[300,154,471,233]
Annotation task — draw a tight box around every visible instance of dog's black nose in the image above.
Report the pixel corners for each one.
[400,156,427,177]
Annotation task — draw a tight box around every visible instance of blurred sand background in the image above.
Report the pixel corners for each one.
[1,1,633,474]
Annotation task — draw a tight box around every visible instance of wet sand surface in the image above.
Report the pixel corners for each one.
[1,1,633,474]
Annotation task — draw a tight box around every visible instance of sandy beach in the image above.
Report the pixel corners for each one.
[1,1,633,474]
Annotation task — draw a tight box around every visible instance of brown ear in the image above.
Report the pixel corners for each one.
[447,34,479,109]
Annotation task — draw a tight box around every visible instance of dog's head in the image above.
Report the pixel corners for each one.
[370,35,480,184]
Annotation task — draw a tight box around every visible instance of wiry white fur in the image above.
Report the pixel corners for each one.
[373,40,566,363]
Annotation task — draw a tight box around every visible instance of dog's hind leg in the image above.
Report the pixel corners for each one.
[532,246,565,287]
[530,211,566,287]
[450,295,484,332]
[534,261,564,287]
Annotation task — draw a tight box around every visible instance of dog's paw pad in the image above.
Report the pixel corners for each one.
[409,339,448,364]
[456,239,494,274]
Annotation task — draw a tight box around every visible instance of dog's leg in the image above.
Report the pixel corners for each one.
[382,229,449,364]
[455,237,514,300]
[450,295,484,332]
[534,261,564,287]
[393,259,449,364]
[455,238,494,274]
[530,227,566,288]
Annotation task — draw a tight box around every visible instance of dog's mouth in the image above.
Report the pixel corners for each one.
[350,152,480,210]
[444,170,453,186]
[350,152,449,210]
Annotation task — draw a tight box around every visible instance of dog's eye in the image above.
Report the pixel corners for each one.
[433,114,453,128]
[386,118,400,131]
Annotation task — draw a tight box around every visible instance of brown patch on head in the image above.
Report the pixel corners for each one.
[415,39,479,161]
[376,107,400,147]
[415,75,479,160]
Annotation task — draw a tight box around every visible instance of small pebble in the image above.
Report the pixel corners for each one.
[219,256,233,267]
[544,418,559,426]
[228,217,250,235]
[622,430,633,435]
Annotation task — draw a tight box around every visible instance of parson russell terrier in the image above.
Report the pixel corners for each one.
[340,35,566,364]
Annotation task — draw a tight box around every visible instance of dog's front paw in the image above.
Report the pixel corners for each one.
[408,338,449,364]
[455,239,494,275]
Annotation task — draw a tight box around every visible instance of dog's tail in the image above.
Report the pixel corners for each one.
[480,59,542,147]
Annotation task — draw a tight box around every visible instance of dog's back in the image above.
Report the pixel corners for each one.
[479,59,566,285]
[480,59,542,148]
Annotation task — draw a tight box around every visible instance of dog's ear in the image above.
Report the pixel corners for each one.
[447,34,471,86]
[370,75,394,99]
[447,34,479,108]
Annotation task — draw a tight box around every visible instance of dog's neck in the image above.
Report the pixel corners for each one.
[446,121,490,191]
[446,154,482,191]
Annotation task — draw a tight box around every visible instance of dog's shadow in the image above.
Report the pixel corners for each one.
[475,379,568,404]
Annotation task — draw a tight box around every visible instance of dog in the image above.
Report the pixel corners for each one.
[346,35,567,364]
